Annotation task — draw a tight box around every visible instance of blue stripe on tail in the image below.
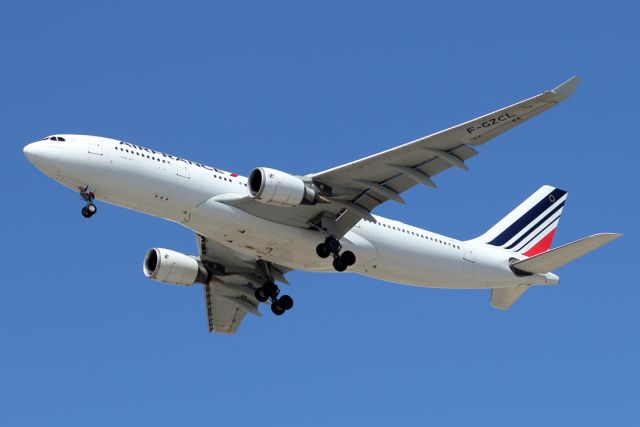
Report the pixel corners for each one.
[487,188,567,246]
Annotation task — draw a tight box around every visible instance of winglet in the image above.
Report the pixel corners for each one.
[551,76,582,99]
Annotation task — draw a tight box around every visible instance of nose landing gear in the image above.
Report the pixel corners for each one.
[80,186,97,218]
[316,236,356,272]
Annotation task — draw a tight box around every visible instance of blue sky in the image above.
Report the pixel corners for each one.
[2,1,638,425]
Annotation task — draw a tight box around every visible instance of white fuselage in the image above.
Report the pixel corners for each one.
[24,135,559,290]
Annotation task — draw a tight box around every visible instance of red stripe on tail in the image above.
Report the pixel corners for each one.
[523,228,556,256]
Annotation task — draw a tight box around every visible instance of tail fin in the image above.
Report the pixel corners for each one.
[475,185,568,256]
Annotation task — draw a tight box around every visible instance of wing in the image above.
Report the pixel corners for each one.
[309,76,581,234]
[196,235,291,334]
[221,77,580,237]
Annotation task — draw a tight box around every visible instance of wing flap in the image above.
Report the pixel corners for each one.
[203,282,247,334]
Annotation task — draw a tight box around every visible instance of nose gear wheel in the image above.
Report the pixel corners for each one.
[79,186,97,218]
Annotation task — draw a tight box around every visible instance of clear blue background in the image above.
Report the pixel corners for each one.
[2,1,637,425]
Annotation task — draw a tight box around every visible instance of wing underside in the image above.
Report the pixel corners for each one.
[310,77,581,234]
[196,235,291,334]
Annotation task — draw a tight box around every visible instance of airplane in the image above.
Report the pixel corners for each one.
[23,76,621,334]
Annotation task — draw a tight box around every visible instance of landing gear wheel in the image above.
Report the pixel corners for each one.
[341,251,356,266]
[263,281,279,299]
[278,295,294,311]
[316,243,331,258]
[333,257,347,272]
[79,187,97,218]
[254,287,269,303]
[271,300,286,316]
[325,236,341,253]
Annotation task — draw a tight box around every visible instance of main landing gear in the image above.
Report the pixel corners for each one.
[315,236,356,272]
[80,186,97,219]
[254,281,294,316]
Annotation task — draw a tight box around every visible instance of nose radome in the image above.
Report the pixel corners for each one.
[23,142,42,162]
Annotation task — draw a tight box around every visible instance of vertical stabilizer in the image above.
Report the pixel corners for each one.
[475,185,568,256]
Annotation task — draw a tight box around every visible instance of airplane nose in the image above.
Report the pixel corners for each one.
[23,141,44,163]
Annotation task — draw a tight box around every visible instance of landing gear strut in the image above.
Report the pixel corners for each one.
[316,236,356,272]
[80,186,97,219]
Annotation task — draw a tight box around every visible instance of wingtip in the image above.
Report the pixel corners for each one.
[552,76,582,98]
[592,232,623,243]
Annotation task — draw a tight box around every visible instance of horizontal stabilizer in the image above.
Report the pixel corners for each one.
[490,286,529,310]
[511,233,621,274]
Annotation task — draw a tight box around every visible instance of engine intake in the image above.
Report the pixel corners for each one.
[143,248,208,285]
[248,167,316,207]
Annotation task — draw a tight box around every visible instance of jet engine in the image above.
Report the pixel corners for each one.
[143,248,209,285]
[248,167,317,207]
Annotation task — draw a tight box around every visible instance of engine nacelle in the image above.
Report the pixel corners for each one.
[248,167,316,207]
[143,248,208,285]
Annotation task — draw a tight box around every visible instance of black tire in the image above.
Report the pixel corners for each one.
[341,251,356,266]
[332,257,347,272]
[316,243,331,258]
[263,281,279,298]
[81,207,92,218]
[271,301,286,316]
[254,287,269,303]
[279,295,294,310]
[325,237,341,253]
[87,203,97,214]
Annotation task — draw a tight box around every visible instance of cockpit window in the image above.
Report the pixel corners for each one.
[57,137,65,141]
[42,136,66,141]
